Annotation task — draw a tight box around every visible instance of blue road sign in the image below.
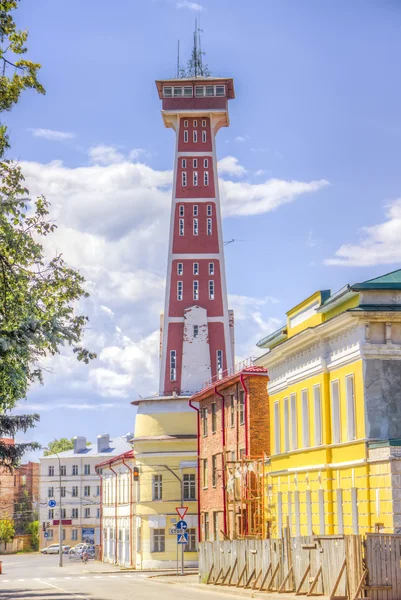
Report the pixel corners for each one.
[48,499,56,508]
[177,532,188,544]
[44,532,49,538]
[176,520,187,531]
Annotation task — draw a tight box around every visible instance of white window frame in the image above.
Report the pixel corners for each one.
[217,350,223,375]
[193,158,198,168]
[183,474,196,501]
[290,393,297,450]
[72,508,78,519]
[207,204,212,216]
[72,529,78,541]
[202,130,207,143]
[204,171,209,185]
[48,487,54,498]
[183,120,188,128]
[209,280,214,300]
[193,262,199,275]
[207,218,212,235]
[182,172,187,187]
[173,87,182,97]
[152,529,165,553]
[72,465,78,476]
[183,86,192,97]
[346,374,356,441]
[204,158,209,168]
[193,280,199,300]
[274,401,281,454]
[193,218,198,235]
[209,262,214,275]
[202,119,207,127]
[163,87,172,97]
[184,130,188,143]
[48,466,54,477]
[302,389,310,448]
[284,397,289,452]
[193,204,198,216]
[84,485,90,496]
[85,507,90,519]
[72,486,78,497]
[193,119,197,127]
[170,350,176,381]
[179,218,184,236]
[194,84,226,97]
[313,384,322,446]
[177,281,183,301]
[331,379,341,444]
[193,130,197,143]
[182,158,186,168]
[193,171,198,186]
[179,205,184,217]
[177,263,183,276]
[152,474,162,501]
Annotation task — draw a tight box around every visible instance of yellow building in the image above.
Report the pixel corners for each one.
[256,269,401,537]
[131,395,198,569]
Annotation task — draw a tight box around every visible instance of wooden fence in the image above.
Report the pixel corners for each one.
[199,534,364,598]
[365,534,401,600]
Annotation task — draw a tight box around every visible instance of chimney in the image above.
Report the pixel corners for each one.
[97,434,110,453]
[73,436,86,453]
[123,432,134,443]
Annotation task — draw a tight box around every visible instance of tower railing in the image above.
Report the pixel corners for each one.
[201,356,257,390]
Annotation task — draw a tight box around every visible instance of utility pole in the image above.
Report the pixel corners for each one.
[43,447,63,567]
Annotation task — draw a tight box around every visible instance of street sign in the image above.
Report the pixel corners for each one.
[176,520,187,531]
[176,506,188,520]
[177,532,188,544]
[48,499,56,508]
[44,532,48,538]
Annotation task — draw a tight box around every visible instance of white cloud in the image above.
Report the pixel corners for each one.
[88,145,125,165]
[325,198,401,266]
[99,305,115,318]
[176,0,204,10]
[218,156,247,177]
[220,178,329,217]
[30,128,75,141]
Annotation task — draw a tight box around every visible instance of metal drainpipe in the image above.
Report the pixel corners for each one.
[96,468,103,561]
[188,399,201,543]
[239,374,249,537]
[122,456,133,568]
[109,464,118,565]
[214,386,228,537]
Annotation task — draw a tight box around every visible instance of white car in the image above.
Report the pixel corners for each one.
[41,544,60,554]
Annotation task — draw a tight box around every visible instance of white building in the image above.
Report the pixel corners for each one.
[39,434,133,549]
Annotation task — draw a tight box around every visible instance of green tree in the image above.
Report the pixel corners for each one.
[0,1,95,467]
[0,516,15,544]
[26,520,39,550]
[43,438,90,456]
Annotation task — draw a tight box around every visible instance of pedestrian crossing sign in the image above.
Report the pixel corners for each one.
[177,532,188,544]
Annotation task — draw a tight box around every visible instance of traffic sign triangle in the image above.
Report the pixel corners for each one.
[176,506,188,519]
[178,534,186,542]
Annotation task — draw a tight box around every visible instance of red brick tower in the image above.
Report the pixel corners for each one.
[156,54,235,396]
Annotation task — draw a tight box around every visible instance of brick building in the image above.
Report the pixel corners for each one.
[14,462,39,533]
[0,439,17,518]
[191,364,269,541]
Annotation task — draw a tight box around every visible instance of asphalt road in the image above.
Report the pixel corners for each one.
[0,554,242,600]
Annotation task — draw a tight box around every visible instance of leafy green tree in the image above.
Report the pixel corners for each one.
[0,1,95,467]
[0,516,15,544]
[26,520,39,550]
[43,438,90,456]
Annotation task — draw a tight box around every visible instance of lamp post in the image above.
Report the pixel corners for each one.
[43,448,63,567]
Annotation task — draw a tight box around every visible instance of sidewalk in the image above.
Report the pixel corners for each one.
[147,573,331,600]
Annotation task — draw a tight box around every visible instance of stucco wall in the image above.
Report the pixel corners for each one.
[365,359,401,439]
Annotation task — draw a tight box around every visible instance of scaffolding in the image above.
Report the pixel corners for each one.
[225,455,266,539]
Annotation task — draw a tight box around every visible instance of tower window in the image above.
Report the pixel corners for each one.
[182,159,186,168]
[195,86,204,97]
[207,204,212,216]
[193,205,198,216]
[204,171,209,186]
[184,120,188,128]
[207,218,212,235]
[173,87,183,97]
[179,205,184,216]
[193,263,199,275]
[202,131,207,143]
[170,350,176,381]
[193,158,198,168]
[193,120,197,127]
[202,120,207,127]
[193,325,199,338]
[193,131,197,143]
[209,280,215,300]
[163,87,173,97]
[177,263,183,276]
[183,86,193,97]
[217,350,223,375]
[182,172,187,186]
[179,218,184,236]
[184,130,188,143]
[209,262,214,275]
[193,218,198,236]
[177,281,183,301]
[193,281,199,301]
[206,86,214,97]
[193,171,198,186]
[216,85,225,96]
[204,159,208,168]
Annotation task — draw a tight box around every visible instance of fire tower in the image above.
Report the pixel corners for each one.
[156,48,235,397]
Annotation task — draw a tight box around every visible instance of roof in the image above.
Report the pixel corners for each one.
[95,449,134,470]
[40,436,132,460]
[132,434,197,443]
[352,268,401,290]
[349,304,401,312]
[256,326,287,349]
[155,77,235,99]
[191,365,268,402]
[131,393,191,406]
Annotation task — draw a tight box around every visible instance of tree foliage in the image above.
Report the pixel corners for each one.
[0,1,95,467]
[0,515,14,544]
[25,519,39,550]
[43,437,90,456]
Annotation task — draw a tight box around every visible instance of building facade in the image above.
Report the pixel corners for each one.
[97,449,135,568]
[130,53,236,568]
[39,434,132,549]
[192,363,269,542]
[256,269,401,537]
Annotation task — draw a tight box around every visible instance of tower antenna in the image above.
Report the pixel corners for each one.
[177,40,180,78]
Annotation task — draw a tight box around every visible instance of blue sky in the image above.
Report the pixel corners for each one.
[9,0,401,452]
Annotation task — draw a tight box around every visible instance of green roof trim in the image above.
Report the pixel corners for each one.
[352,268,401,290]
[368,438,401,448]
[349,305,401,312]
[256,325,287,348]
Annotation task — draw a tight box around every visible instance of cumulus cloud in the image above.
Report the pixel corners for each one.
[176,0,204,10]
[30,128,75,141]
[325,198,401,266]
[218,156,247,177]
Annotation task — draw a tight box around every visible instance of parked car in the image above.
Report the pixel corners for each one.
[69,543,86,554]
[62,545,71,554]
[40,544,60,555]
